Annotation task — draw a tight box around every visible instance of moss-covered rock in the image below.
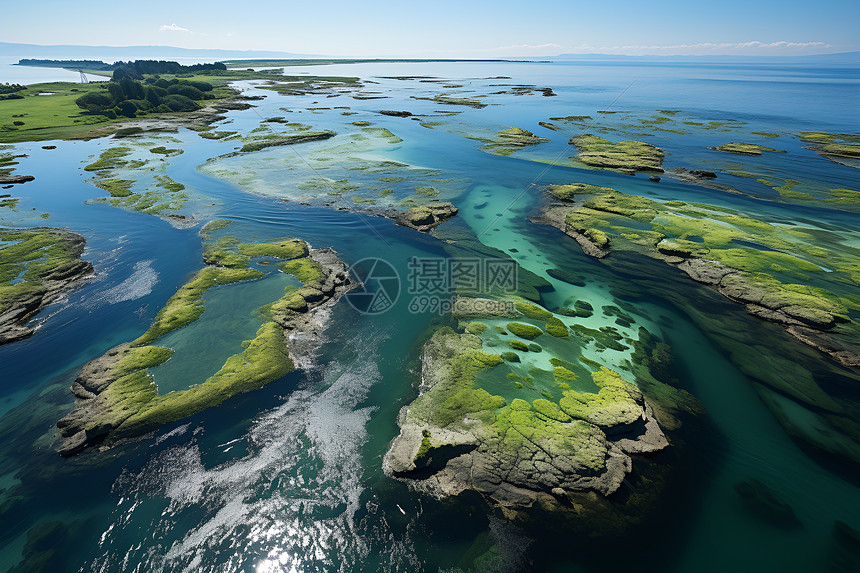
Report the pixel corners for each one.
[545,316,570,338]
[538,181,860,365]
[711,142,786,155]
[55,237,353,456]
[506,322,543,340]
[568,134,664,174]
[384,327,671,516]
[0,227,93,344]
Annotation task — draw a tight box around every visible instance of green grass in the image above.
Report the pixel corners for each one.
[279,257,325,284]
[237,238,308,259]
[0,82,121,143]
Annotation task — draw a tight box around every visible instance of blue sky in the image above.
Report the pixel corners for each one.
[5,0,859,56]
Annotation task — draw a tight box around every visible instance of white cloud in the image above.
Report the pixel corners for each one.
[159,23,192,33]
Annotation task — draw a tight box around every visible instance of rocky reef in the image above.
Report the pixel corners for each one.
[0,227,93,344]
[477,127,550,157]
[797,131,860,168]
[385,290,701,524]
[536,183,860,366]
[711,142,786,155]
[568,134,665,174]
[388,201,459,231]
[55,230,352,456]
[384,328,669,509]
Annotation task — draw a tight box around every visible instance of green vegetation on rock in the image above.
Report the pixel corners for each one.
[506,322,544,340]
[712,142,786,155]
[568,134,664,174]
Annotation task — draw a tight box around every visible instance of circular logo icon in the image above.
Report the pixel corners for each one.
[344,258,401,315]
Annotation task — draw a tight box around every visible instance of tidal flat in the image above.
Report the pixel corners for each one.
[0,58,858,573]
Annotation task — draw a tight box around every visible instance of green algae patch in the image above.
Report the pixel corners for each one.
[412,94,487,108]
[361,127,403,144]
[121,322,292,435]
[796,132,860,144]
[92,178,134,197]
[568,134,664,174]
[558,367,642,428]
[56,236,352,456]
[0,227,93,343]
[509,339,529,351]
[515,301,553,320]
[796,132,860,167]
[237,130,336,153]
[506,322,543,340]
[84,146,133,171]
[237,238,308,259]
[132,266,264,346]
[279,257,325,284]
[476,127,549,157]
[545,316,570,338]
[465,321,487,335]
[540,181,860,365]
[712,143,786,155]
[385,326,678,514]
[155,175,185,192]
[149,146,182,156]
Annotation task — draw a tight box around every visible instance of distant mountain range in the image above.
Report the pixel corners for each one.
[2,42,858,65]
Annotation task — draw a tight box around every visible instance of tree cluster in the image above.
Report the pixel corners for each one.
[111,60,227,81]
[0,83,26,100]
[74,76,214,118]
[17,59,113,70]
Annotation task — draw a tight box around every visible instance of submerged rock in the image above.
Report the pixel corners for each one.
[734,478,801,528]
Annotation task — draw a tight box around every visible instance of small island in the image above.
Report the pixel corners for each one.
[55,226,353,456]
[0,227,93,344]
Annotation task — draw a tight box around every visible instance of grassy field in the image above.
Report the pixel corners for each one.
[0,82,121,143]
[0,67,362,143]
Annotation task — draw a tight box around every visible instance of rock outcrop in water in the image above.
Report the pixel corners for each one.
[535,182,860,367]
[568,134,665,174]
[0,227,93,345]
[384,326,678,514]
[56,233,352,456]
[389,201,459,232]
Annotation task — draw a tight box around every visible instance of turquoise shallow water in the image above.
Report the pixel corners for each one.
[0,59,859,572]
